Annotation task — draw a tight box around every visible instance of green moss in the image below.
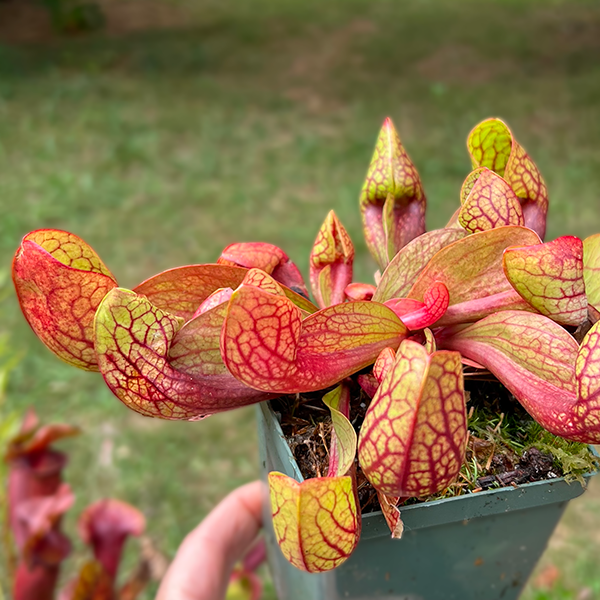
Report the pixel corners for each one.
[414,383,599,503]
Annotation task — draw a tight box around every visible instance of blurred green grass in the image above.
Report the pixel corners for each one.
[1,0,599,597]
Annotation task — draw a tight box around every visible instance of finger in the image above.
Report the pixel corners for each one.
[156,480,266,600]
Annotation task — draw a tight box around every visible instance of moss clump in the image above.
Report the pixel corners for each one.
[412,381,598,503]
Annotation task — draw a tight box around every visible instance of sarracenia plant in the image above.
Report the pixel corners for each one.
[12,117,600,573]
[5,410,148,600]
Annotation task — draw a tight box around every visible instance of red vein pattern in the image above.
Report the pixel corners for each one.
[222,270,408,393]
[442,311,600,443]
[13,232,118,371]
[373,229,467,303]
[458,168,524,233]
[408,226,540,325]
[268,473,360,573]
[359,117,426,269]
[94,288,270,420]
[503,236,588,326]
[134,265,247,321]
[468,118,549,239]
[576,321,600,438]
[133,264,316,321]
[20,230,115,277]
[309,211,354,308]
[584,234,600,311]
[374,347,396,384]
[358,341,467,497]
[377,491,404,539]
[459,167,487,205]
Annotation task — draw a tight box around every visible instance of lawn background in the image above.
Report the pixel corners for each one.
[1,0,600,597]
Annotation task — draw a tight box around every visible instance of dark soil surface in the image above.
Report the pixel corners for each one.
[271,377,563,515]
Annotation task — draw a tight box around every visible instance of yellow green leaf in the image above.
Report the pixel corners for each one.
[467,118,548,239]
[458,168,524,233]
[358,340,467,497]
[504,236,587,326]
[322,384,356,477]
[12,230,117,371]
[441,311,600,442]
[373,228,467,303]
[359,118,426,269]
[268,472,360,573]
[583,234,600,311]
[134,264,316,322]
[94,288,269,420]
[576,320,600,442]
[222,271,407,393]
[407,226,539,325]
[309,211,354,308]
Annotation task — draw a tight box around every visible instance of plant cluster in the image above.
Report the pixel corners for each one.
[4,410,149,600]
[11,117,600,574]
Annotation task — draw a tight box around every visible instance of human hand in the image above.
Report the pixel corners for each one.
[156,481,265,600]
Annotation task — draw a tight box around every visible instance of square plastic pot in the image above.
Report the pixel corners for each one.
[257,401,595,600]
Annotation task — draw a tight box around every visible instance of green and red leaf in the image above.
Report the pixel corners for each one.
[377,492,404,539]
[459,167,486,205]
[265,382,360,572]
[440,311,600,443]
[575,320,600,441]
[458,168,524,233]
[268,472,360,573]
[218,242,287,273]
[373,228,467,303]
[584,234,600,312]
[94,288,271,420]
[407,226,540,325]
[358,340,467,497]
[373,347,396,383]
[503,236,587,326]
[467,118,549,239]
[309,211,354,308]
[12,230,118,371]
[322,384,356,477]
[359,117,426,269]
[222,270,408,393]
[134,264,316,320]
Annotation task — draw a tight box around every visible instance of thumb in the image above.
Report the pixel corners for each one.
[156,480,266,600]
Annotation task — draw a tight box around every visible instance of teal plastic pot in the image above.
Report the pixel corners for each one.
[257,402,595,600]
